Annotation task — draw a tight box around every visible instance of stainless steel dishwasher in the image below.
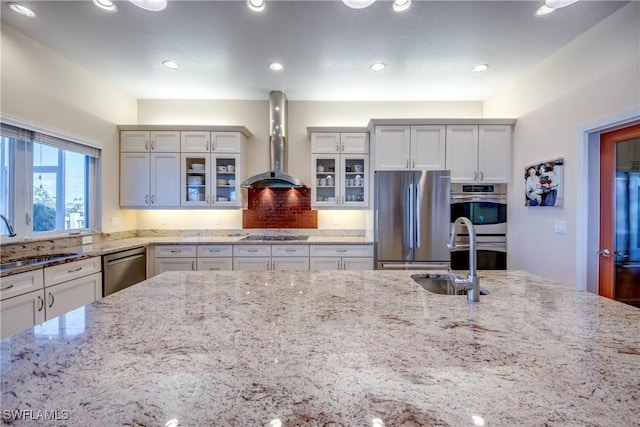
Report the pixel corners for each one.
[102,247,147,297]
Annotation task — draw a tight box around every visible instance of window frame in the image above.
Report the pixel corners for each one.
[0,120,101,241]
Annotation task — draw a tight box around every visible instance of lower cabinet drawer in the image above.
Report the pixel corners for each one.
[1,269,44,301]
[309,245,373,257]
[272,245,309,257]
[234,245,272,257]
[44,257,101,287]
[197,245,233,257]
[155,245,197,258]
[197,258,233,271]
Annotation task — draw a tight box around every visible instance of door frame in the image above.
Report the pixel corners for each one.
[576,108,640,293]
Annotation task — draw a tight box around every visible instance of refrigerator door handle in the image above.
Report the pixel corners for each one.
[407,183,414,248]
[415,184,420,248]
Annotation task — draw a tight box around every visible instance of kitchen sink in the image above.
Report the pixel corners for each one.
[411,273,490,296]
[0,253,80,273]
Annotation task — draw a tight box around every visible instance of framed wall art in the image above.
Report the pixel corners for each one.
[524,157,564,207]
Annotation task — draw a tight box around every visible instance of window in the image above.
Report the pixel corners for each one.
[0,123,100,239]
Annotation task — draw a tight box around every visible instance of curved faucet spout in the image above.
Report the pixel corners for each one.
[448,216,479,302]
[0,214,17,237]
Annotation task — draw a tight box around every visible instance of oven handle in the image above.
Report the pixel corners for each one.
[451,195,507,203]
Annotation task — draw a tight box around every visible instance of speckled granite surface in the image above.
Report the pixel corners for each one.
[1,270,638,426]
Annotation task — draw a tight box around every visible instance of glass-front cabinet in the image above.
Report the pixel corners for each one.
[181,154,241,207]
[311,154,368,208]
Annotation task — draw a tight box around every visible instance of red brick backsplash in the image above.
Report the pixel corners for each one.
[242,187,318,229]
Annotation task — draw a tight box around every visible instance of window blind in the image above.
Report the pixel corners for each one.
[1,122,101,158]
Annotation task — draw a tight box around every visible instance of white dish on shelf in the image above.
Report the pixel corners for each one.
[216,179,227,186]
[217,165,227,172]
[192,163,205,171]
[187,176,203,185]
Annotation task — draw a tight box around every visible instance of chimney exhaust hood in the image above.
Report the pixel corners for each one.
[242,91,305,188]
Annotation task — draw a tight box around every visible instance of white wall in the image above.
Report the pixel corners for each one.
[484,2,640,286]
[137,99,482,230]
[1,24,139,233]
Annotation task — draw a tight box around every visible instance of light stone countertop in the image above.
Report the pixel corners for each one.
[1,270,638,426]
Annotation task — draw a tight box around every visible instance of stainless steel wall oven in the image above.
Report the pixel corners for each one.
[450,183,507,270]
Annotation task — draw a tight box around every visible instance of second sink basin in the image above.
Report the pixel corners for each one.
[411,273,490,296]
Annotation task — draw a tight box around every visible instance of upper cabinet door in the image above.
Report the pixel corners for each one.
[340,133,369,154]
[150,131,180,152]
[445,125,479,183]
[411,125,446,170]
[150,153,181,207]
[120,152,150,206]
[311,133,341,153]
[121,131,150,152]
[478,125,512,183]
[211,132,242,153]
[374,126,411,170]
[181,131,211,152]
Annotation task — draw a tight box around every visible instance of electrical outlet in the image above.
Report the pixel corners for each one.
[554,220,567,234]
[110,216,119,226]
[215,216,221,225]
[160,216,166,225]
[82,236,92,245]
[333,216,339,226]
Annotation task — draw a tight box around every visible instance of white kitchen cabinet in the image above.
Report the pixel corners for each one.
[233,244,310,271]
[374,125,445,171]
[120,152,180,207]
[0,269,44,300]
[44,272,101,320]
[309,245,374,270]
[197,245,233,271]
[121,131,181,152]
[0,289,45,339]
[311,154,369,208]
[311,132,369,154]
[181,153,243,208]
[181,131,243,153]
[445,125,512,183]
[154,245,197,275]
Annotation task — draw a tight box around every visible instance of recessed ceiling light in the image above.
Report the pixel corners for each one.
[535,5,556,16]
[162,60,179,70]
[93,0,118,12]
[342,0,376,9]
[247,0,266,12]
[472,64,489,73]
[7,2,36,18]
[371,62,385,72]
[269,62,284,71]
[545,0,579,8]
[392,0,411,12]
[129,0,167,12]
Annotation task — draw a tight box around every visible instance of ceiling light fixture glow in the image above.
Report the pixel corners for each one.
[269,62,284,71]
[93,0,118,12]
[247,0,266,12]
[7,2,36,17]
[162,60,179,70]
[535,5,556,16]
[545,0,579,8]
[392,0,411,12]
[128,0,167,12]
[472,64,489,73]
[371,62,385,72]
[342,0,376,10]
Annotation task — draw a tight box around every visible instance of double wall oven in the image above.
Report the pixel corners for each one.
[450,183,507,270]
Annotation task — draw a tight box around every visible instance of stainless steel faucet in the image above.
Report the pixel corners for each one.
[0,214,17,237]
[447,216,479,302]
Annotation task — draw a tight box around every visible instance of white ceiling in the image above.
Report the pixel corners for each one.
[1,0,629,101]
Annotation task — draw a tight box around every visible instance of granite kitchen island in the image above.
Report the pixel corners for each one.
[1,270,638,426]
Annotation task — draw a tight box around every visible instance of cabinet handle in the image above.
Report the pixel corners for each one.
[150,194,155,204]
[0,284,14,291]
[206,141,210,151]
[67,266,82,273]
[337,260,341,269]
[473,171,478,181]
[479,171,484,181]
[48,292,54,308]
[192,261,196,271]
[336,143,339,152]
[412,159,415,168]
[337,249,347,253]
[209,250,221,253]
[209,268,220,271]
[247,249,258,253]
[405,159,409,168]
[170,250,182,253]
[151,141,155,150]
[37,295,44,312]
[206,195,210,204]
[145,141,149,150]
[342,260,346,270]
[267,260,272,270]
[285,249,296,253]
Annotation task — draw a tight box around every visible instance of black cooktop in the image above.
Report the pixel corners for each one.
[241,235,309,241]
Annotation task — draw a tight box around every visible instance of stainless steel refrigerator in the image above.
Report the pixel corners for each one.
[374,170,451,270]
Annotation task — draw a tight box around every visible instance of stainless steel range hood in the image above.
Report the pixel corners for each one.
[242,91,305,188]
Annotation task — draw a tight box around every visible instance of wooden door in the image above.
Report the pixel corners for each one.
[599,124,640,303]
